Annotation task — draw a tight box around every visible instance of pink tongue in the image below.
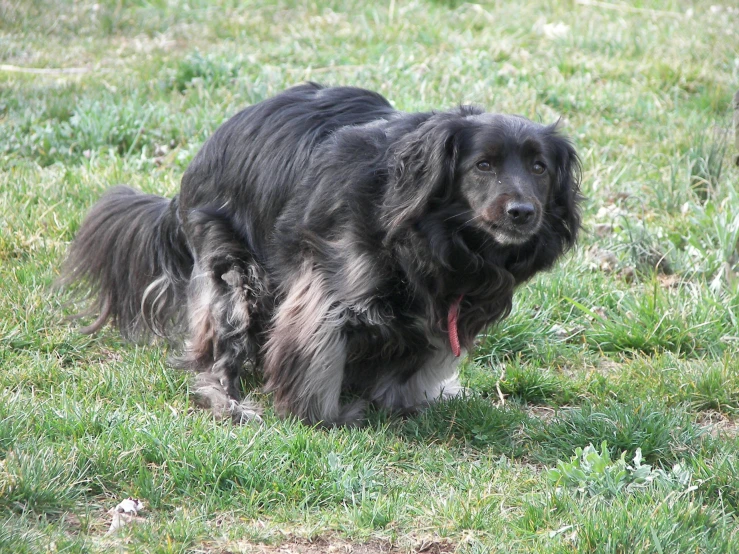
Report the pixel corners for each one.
[447,295,463,357]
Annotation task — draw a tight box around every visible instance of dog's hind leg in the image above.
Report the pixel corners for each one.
[263,265,365,426]
[183,265,264,423]
[176,212,268,424]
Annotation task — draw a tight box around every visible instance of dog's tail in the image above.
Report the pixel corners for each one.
[60,185,193,339]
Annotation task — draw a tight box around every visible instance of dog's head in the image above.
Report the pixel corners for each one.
[383,110,581,253]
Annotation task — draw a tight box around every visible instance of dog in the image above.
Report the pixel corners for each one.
[62,83,581,426]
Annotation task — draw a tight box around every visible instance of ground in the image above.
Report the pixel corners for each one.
[1,1,739,553]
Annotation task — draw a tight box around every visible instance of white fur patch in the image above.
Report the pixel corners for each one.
[371,342,465,410]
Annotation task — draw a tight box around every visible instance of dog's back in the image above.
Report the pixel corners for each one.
[178,83,396,253]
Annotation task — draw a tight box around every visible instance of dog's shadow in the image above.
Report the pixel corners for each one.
[234,372,535,457]
[360,394,533,457]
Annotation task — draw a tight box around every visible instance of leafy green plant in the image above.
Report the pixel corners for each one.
[547,441,693,498]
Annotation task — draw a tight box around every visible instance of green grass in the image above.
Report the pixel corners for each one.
[2,0,739,552]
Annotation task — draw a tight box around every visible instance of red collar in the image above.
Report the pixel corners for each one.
[447,295,464,357]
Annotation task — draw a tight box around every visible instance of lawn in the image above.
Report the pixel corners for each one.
[1,0,739,552]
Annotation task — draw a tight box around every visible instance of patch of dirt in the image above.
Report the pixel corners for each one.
[593,359,625,375]
[656,273,682,288]
[219,537,455,554]
[525,405,558,423]
[695,411,739,438]
[586,245,619,273]
[558,358,624,381]
[95,347,124,364]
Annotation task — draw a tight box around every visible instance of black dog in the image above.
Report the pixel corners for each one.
[62,83,581,426]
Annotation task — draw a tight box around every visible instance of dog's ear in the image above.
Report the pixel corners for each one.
[547,127,582,249]
[382,115,461,240]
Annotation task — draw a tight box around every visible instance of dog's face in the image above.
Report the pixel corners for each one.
[384,110,580,251]
[457,115,558,245]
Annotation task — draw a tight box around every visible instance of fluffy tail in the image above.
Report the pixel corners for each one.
[60,186,193,339]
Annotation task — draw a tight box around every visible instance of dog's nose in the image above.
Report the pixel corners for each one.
[506,201,536,225]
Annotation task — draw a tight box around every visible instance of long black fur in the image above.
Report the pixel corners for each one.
[62,83,581,425]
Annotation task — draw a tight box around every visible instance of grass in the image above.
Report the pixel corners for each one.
[1,0,739,552]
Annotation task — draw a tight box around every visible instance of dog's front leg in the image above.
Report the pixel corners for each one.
[263,267,366,426]
[370,344,466,414]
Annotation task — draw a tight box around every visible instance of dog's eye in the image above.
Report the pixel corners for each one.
[532,162,547,175]
[476,161,492,172]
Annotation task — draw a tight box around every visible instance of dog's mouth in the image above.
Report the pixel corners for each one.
[478,219,541,246]
[491,226,537,245]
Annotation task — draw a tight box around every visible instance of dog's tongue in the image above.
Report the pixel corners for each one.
[447,295,463,357]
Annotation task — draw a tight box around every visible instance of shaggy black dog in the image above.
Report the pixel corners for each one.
[62,83,581,426]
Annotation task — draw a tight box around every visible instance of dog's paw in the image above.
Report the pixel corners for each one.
[333,399,369,428]
[228,398,264,425]
[438,379,467,400]
[192,373,263,424]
